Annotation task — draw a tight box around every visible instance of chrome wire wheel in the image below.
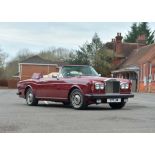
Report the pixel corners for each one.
[26,89,38,106]
[27,92,33,105]
[70,89,86,110]
[72,94,81,106]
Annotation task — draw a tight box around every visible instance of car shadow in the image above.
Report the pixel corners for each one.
[39,103,69,108]
[36,103,123,111]
[21,102,147,111]
[84,106,111,111]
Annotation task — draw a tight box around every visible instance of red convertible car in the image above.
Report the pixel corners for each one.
[17,65,134,110]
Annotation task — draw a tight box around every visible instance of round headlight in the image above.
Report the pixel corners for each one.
[100,84,104,89]
[95,83,100,90]
[125,83,129,89]
[121,83,129,89]
[121,84,125,89]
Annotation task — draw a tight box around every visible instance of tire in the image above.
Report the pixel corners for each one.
[26,88,38,106]
[70,89,86,110]
[109,101,126,109]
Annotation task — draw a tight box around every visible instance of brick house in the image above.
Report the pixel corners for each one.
[108,33,155,93]
[17,55,61,80]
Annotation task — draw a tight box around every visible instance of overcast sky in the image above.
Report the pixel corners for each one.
[1,22,155,61]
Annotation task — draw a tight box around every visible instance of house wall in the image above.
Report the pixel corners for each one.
[113,63,155,93]
[138,81,145,92]
[149,81,155,93]
[20,64,59,80]
[139,80,155,93]
[138,63,155,93]
[149,66,155,93]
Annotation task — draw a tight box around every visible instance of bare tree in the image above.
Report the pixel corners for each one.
[15,48,34,62]
[5,48,34,79]
[0,48,8,68]
[39,47,71,62]
[0,48,8,79]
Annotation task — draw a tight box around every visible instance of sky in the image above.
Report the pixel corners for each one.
[1,22,155,62]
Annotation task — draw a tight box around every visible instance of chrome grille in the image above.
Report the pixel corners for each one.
[105,80,120,93]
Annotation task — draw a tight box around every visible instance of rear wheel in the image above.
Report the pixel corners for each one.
[70,89,86,110]
[26,88,38,106]
[109,101,126,109]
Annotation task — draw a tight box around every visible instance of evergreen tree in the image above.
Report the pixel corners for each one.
[94,48,114,76]
[124,23,138,43]
[67,33,103,66]
[124,22,155,44]
[67,33,114,76]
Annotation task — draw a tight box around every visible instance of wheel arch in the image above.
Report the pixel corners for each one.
[24,85,33,98]
[68,85,83,100]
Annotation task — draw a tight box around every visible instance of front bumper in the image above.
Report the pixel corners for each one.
[85,93,134,99]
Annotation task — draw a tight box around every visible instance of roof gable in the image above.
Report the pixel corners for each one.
[121,43,138,57]
[20,55,54,64]
[19,55,67,66]
[120,43,155,68]
[106,42,138,57]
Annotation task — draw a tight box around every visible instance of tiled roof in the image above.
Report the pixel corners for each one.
[106,42,138,57]
[20,55,54,64]
[20,55,67,66]
[120,43,155,68]
[121,43,138,57]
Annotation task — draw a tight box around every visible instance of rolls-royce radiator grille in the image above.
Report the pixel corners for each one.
[105,81,120,93]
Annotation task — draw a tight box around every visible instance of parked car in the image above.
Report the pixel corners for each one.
[17,65,134,110]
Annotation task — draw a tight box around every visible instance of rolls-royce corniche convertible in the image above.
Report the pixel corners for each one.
[17,65,134,110]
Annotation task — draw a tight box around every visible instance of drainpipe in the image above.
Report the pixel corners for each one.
[136,70,140,92]
[48,65,50,75]
[149,62,152,92]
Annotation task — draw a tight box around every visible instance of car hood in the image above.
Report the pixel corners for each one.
[71,76,130,83]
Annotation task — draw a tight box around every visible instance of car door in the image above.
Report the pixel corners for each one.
[36,77,69,99]
[53,77,72,99]
[35,78,57,98]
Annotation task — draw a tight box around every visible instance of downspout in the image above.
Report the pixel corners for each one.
[149,62,152,92]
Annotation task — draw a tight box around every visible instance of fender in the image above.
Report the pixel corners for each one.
[70,84,85,94]
[24,84,36,98]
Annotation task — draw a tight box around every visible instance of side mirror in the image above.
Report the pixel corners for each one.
[98,74,101,77]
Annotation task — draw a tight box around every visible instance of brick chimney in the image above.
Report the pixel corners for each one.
[136,34,146,46]
[112,38,115,42]
[115,33,123,54]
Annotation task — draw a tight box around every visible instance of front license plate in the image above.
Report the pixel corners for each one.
[107,98,121,103]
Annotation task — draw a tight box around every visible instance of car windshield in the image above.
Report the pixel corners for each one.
[61,66,99,77]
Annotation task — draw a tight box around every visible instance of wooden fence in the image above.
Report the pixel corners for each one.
[0,79,19,89]
[0,79,8,87]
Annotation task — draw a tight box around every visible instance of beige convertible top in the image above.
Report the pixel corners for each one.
[43,72,58,78]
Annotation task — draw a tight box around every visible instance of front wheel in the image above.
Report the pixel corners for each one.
[26,88,38,106]
[109,101,126,109]
[70,89,87,110]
